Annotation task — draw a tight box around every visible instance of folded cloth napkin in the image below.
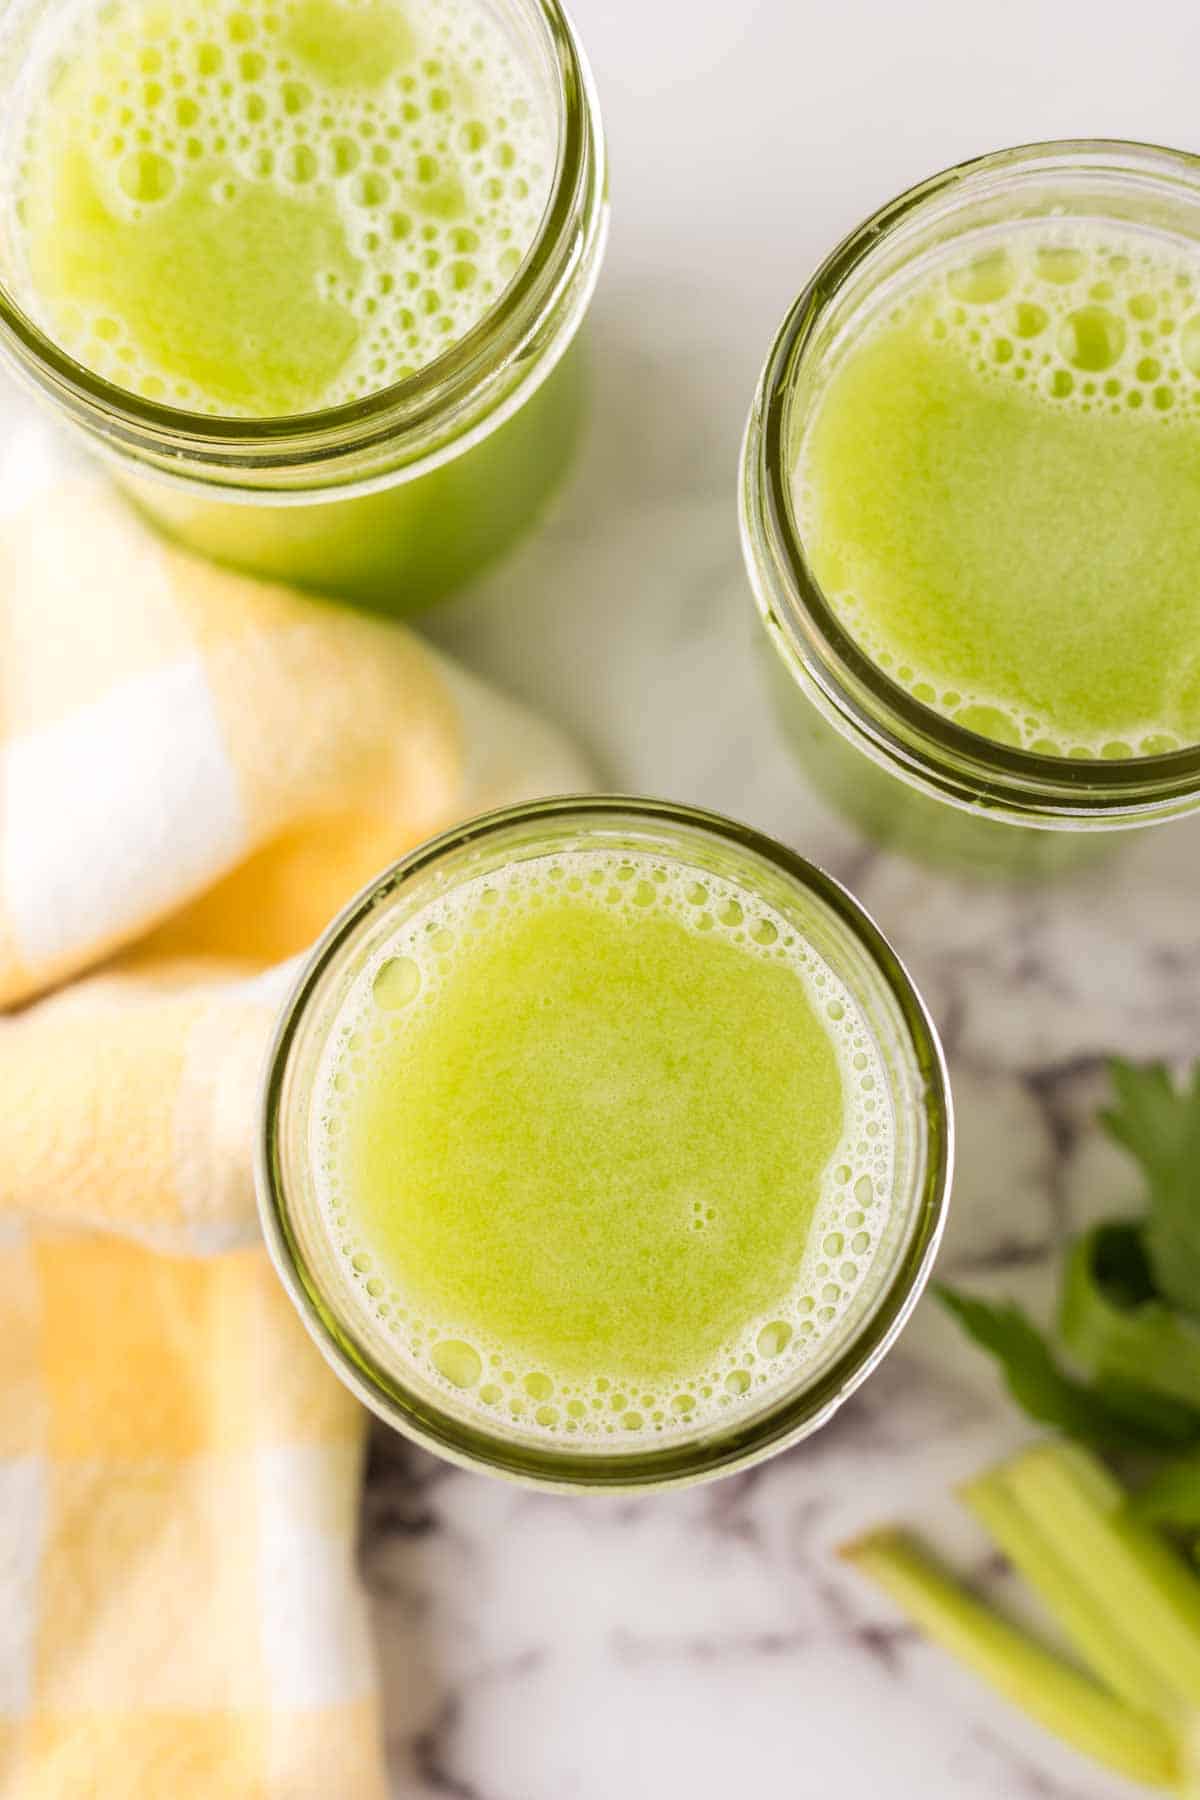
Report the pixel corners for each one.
[0,435,589,1796]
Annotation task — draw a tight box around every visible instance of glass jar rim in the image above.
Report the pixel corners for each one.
[256,794,953,1492]
[742,138,1200,826]
[0,0,606,486]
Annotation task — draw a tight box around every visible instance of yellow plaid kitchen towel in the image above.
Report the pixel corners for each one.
[0,454,589,1797]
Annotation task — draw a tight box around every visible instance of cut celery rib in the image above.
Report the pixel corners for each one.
[842,1528,1179,1789]
[999,1443,1200,1711]
[960,1467,1179,1722]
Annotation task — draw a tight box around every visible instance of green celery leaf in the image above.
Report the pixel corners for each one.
[1133,1451,1200,1528]
[1059,1223,1200,1421]
[1090,1376,1200,1447]
[1103,1060,1200,1317]
[936,1286,1192,1450]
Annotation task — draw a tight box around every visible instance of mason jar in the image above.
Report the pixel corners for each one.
[740,141,1200,878]
[0,0,607,613]
[257,796,952,1491]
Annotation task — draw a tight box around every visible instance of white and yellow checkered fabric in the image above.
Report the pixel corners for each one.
[0,438,589,1796]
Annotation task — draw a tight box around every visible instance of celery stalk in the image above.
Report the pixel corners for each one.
[961,1467,1178,1721]
[842,1528,1179,1789]
[1000,1443,1200,1710]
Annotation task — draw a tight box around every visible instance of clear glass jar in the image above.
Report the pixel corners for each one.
[257,796,952,1491]
[740,141,1200,877]
[0,0,607,614]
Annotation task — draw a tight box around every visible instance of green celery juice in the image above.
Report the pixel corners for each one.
[12,0,552,414]
[1,0,587,609]
[796,227,1200,758]
[314,849,894,1441]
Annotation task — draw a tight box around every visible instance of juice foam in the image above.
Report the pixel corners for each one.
[7,0,553,414]
[795,225,1200,757]
[313,849,896,1445]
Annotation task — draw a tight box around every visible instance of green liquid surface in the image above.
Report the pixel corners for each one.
[10,0,552,414]
[796,229,1200,757]
[318,851,892,1441]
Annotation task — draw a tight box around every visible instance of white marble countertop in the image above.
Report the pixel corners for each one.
[393,3,1200,1796]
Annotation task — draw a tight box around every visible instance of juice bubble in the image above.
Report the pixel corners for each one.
[756,1321,793,1358]
[954,702,1022,745]
[372,956,421,1009]
[947,249,1014,303]
[1059,304,1126,372]
[1013,301,1048,337]
[431,1339,482,1388]
[1181,314,1200,376]
[1036,246,1086,284]
[119,148,175,202]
